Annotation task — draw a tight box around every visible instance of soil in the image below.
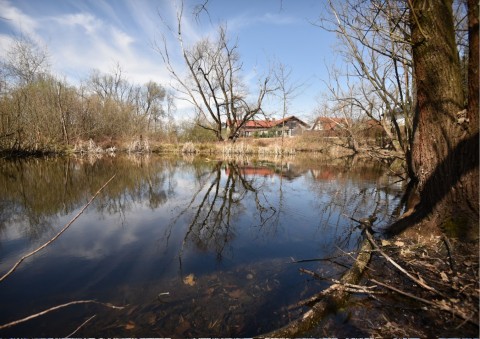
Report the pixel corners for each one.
[297,226,479,337]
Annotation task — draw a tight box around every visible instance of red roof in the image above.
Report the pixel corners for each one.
[229,116,307,128]
[225,166,275,177]
[313,117,350,130]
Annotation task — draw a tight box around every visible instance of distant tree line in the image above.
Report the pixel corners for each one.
[0,37,218,153]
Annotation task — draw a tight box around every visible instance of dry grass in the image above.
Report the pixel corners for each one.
[71,135,357,157]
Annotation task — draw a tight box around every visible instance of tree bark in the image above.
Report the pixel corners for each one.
[407,0,479,236]
[467,0,479,125]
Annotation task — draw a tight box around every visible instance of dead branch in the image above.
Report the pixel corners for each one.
[371,278,478,327]
[0,174,116,283]
[66,314,96,338]
[329,279,379,294]
[299,268,324,280]
[261,237,373,337]
[441,235,455,271]
[288,278,380,311]
[290,254,344,263]
[363,227,447,298]
[0,300,125,331]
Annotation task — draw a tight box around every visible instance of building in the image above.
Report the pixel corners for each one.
[311,117,349,131]
[230,116,310,138]
[310,117,350,137]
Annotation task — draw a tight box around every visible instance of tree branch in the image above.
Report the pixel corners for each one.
[0,300,124,331]
[0,174,116,283]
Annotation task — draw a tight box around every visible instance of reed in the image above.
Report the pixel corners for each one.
[182,142,197,154]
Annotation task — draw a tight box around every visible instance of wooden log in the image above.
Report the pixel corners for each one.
[260,236,373,337]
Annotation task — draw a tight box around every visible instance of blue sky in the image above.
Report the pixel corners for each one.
[0,0,340,121]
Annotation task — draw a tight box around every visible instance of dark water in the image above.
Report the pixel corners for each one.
[0,154,403,337]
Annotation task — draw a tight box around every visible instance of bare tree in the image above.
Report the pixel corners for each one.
[273,61,304,147]
[156,4,273,142]
[133,81,166,132]
[317,0,478,236]
[317,0,414,160]
[2,36,50,87]
[87,63,133,103]
[0,37,51,149]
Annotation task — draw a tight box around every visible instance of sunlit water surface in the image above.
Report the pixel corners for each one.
[0,154,403,336]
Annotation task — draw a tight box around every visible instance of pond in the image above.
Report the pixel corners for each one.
[0,153,404,337]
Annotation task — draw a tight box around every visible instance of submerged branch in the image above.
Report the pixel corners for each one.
[261,235,373,337]
[0,300,124,331]
[0,174,116,283]
[66,314,97,338]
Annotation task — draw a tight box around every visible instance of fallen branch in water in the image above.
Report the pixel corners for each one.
[290,254,344,263]
[0,174,116,283]
[0,300,124,331]
[299,268,325,280]
[292,256,351,269]
[288,278,380,311]
[261,235,373,337]
[66,314,97,338]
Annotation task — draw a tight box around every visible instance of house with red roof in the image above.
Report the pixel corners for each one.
[229,116,310,138]
[311,117,349,131]
[310,117,351,137]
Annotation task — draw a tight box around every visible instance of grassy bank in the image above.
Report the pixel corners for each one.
[146,134,357,158]
[1,134,398,161]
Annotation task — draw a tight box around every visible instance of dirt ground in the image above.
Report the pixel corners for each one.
[297,227,479,337]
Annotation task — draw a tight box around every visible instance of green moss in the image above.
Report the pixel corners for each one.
[442,216,470,239]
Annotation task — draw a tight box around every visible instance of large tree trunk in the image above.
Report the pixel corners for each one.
[467,0,479,125]
[407,0,479,237]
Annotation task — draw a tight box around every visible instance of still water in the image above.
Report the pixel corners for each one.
[0,154,403,336]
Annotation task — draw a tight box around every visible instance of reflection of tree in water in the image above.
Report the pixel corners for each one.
[306,157,403,247]
[0,155,176,242]
[178,161,276,262]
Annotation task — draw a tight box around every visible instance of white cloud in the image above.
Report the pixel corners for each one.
[0,0,42,43]
[0,0,175,88]
[1,0,282,118]
[0,34,15,59]
[227,11,297,34]
[54,12,101,35]
[111,26,135,49]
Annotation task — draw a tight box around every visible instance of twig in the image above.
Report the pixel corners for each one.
[330,279,379,295]
[0,300,125,330]
[371,279,478,327]
[299,268,324,280]
[0,174,116,283]
[287,293,324,310]
[363,229,446,297]
[291,255,342,263]
[441,235,455,272]
[66,314,96,338]
[288,279,381,311]
[291,255,351,269]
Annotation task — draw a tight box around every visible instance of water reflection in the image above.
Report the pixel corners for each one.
[0,155,179,231]
[0,154,403,337]
[175,161,278,262]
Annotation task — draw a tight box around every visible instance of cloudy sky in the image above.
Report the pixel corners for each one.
[0,0,339,120]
